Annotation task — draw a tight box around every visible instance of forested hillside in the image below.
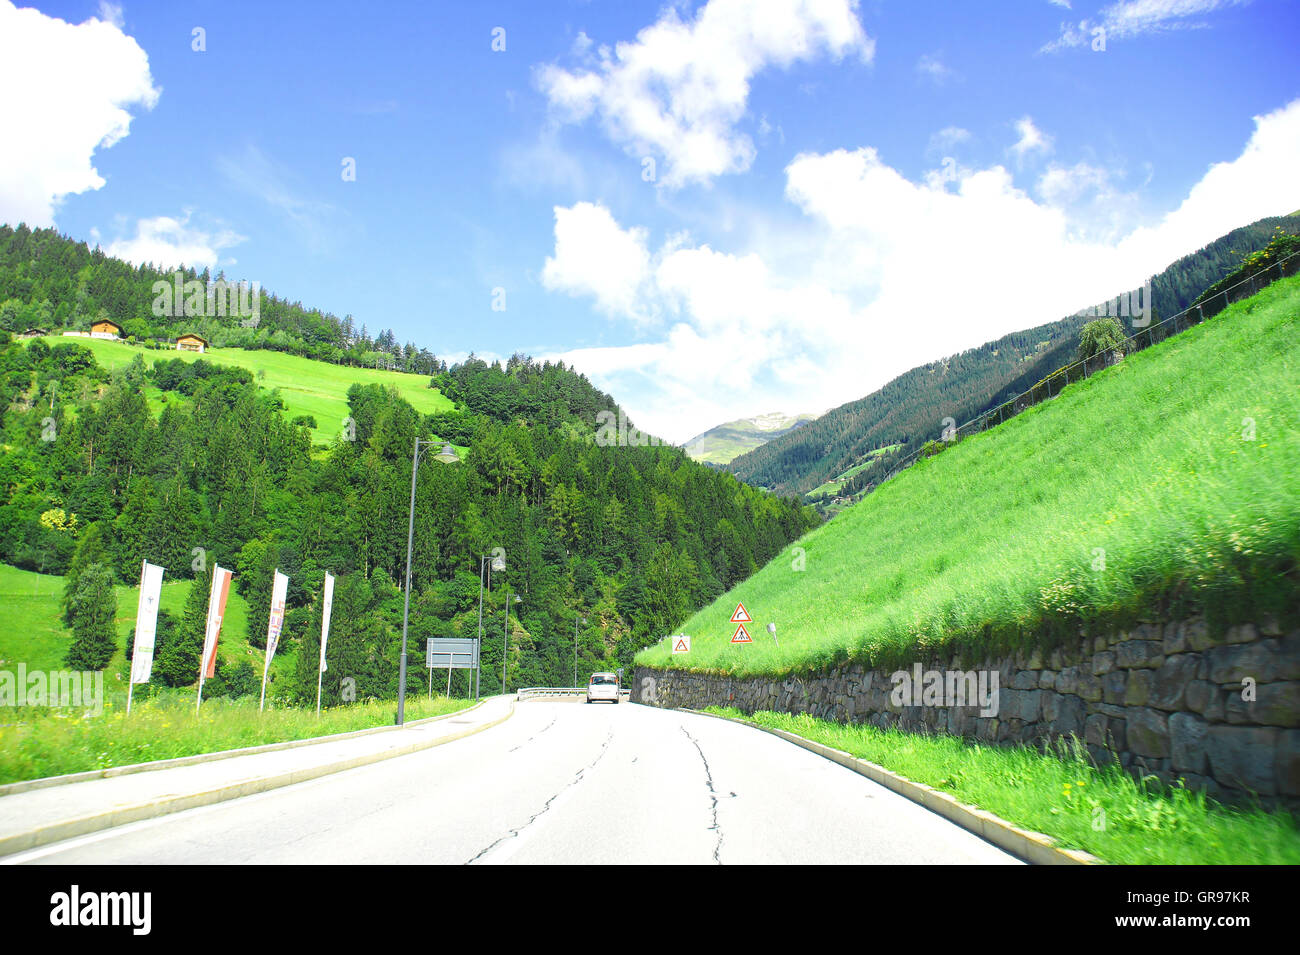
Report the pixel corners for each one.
[0,224,442,374]
[0,335,818,700]
[728,213,1298,498]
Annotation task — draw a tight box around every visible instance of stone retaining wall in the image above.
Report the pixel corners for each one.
[635,617,1300,806]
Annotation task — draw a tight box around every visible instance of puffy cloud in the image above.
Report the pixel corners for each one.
[104,214,244,271]
[541,202,653,322]
[0,0,159,227]
[541,98,1300,444]
[536,0,873,188]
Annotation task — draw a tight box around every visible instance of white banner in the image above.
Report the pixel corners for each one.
[260,570,290,712]
[264,571,290,662]
[319,572,335,673]
[129,561,165,684]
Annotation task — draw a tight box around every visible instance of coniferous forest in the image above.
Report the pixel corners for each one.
[0,266,819,703]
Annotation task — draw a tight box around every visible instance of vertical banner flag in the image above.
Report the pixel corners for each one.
[201,566,233,679]
[319,572,335,674]
[130,561,166,684]
[316,571,335,717]
[260,571,290,711]
[264,571,289,661]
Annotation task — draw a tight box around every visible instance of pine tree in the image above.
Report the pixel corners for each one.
[66,562,118,670]
[63,522,107,625]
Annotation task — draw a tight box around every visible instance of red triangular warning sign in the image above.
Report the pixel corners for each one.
[673,636,689,652]
[731,624,752,644]
[730,602,752,623]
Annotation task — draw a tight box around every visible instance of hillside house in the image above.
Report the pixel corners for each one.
[90,319,123,340]
[176,333,208,353]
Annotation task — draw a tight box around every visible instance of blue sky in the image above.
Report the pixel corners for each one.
[2,0,1298,442]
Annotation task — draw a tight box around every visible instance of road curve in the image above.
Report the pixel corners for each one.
[8,701,1021,865]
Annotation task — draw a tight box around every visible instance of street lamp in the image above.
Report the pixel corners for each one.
[477,551,505,700]
[397,436,443,726]
[574,616,586,688]
[503,590,521,693]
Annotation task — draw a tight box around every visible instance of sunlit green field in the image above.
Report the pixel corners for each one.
[640,275,1300,677]
[0,563,285,685]
[31,336,455,446]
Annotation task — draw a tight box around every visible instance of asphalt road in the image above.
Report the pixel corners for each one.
[8,701,1020,865]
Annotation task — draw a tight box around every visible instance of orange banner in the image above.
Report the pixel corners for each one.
[201,566,232,679]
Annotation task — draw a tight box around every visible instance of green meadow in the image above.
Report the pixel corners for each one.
[32,336,455,446]
[0,563,295,690]
[640,274,1300,677]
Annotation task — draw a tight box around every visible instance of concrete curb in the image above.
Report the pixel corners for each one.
[682,707,1100,866]
[0,697,499,797]
[0,699,516,859]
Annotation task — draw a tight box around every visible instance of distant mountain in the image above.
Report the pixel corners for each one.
[683,412,817,465]
[728,212,1299,498]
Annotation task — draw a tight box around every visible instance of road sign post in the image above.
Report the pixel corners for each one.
[425,638,479,699]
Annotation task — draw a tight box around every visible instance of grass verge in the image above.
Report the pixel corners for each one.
[0,692,474,785]
[706,706,1300,864]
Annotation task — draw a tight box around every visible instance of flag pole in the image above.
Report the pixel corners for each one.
[127,558,144,715]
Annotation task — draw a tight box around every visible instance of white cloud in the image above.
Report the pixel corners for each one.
[1011,116,1053,159]
[104,214,244,271]
[536,0,873,188]
[0,0,159,227]
[1035,161,1120,208]
[541,98,1300,444]
[542,202,653,322]
[1043,0,1249,53]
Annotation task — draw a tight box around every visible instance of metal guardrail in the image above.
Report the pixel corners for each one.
[516,687,584,700]
[516,686,632,701]
[864,248,1300,493]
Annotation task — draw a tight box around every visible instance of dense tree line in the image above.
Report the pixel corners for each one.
[731,214,1298,500]
[0,334,819,701]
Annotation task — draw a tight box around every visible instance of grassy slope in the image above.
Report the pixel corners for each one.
[639,275,1300,677]
[31,336,455,447]
[0,563,294,691]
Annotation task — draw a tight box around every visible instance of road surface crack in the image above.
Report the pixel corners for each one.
[681,727,725,865]
[508,716,558,753]
[465,728,614,864]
